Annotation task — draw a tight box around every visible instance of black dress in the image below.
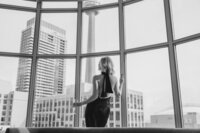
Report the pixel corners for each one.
[85,71,113,127]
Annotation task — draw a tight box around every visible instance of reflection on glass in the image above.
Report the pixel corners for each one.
[124,0,167,48]
[42,2,77,8]
[176,40,200,128]
[0,0,36,7]
[171,0,200,39]
[82,8,119,53]
[80,56,120,127]
[0,9,35,53]
[33,59,76,128]
[0,57,31,130]
[127,48,174,128]
[39,13,77,54]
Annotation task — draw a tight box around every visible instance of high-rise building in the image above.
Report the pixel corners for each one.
[16,18,67,97]
[34,83,144,128]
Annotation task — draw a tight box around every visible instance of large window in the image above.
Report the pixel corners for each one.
[82,8,119,53]
[39,13,77,54]
[171,0,200,39]
[0,9,35,53]
[124,0,167,49]
[176,40,200,128]
[0,0,200,129]
[0,57,31,127]
[33,59,76,128]
[127,48,175,128]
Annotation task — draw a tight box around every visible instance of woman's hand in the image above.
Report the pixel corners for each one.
[73,102,82,107]
[119,74,124,84]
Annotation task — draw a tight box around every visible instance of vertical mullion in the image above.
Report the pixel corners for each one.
[164,0,183,128]
[74,1,82,127]
[118,0,127,127]
[26,0,42,127]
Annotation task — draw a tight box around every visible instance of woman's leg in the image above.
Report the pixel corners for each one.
[94,102,110,127]
[85,104,96,127]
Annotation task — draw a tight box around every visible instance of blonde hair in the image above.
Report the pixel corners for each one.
[98,57,114,74]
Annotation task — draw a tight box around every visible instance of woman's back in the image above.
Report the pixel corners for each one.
[95,74,117,99]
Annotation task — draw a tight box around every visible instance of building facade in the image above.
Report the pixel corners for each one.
[146,107,200,128]
[34,83,144,127]
[0,91,28,127]
[16,18,67,97]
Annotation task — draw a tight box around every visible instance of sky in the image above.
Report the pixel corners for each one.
[0,0,200,123]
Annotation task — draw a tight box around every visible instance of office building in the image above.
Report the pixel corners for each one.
[16,18,67,97]
[147,106,200,128]
[0,91,28,127]
[34,83,144,127]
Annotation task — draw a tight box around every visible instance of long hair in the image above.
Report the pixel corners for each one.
[98,57,114,75]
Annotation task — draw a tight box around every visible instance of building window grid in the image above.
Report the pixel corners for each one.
[0,0,198,128]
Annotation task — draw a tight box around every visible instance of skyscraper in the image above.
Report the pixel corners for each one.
[16,18,67,97]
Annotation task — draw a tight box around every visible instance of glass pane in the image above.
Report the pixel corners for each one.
[42,2,77,8]
[127,48,175,128]
[124,0,167,48]
[82,8,119,53]
[80,56,120,127]
[83,0,117,7]
[39,13,77,54]
[0,57,31,130]
[0,0,36,7]
[176,40,200,128]
[0,9,35,53]
[33,59,76,128]
[171,0,200,39]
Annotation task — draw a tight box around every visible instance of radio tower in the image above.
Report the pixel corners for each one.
[84,0,100,83]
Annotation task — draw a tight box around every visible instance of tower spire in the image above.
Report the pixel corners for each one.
[84,0,100,83]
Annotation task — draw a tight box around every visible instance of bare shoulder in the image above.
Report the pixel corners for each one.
[109,75,118,83]
[93,74,101,80]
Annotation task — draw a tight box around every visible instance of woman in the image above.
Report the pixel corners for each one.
[73,57,124,127]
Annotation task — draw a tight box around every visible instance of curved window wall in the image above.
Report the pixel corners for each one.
[0,0,200,129]
[171,0,200,39]
[124,0,167,48]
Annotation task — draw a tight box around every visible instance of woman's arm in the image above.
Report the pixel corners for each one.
[73,76,98,107]
[114,74,124,97]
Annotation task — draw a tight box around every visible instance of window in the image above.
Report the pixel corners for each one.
[0,57,30,127]
[171,0,200,39]
[82,8,119,53]
[0,0,36,7]
[83,0,117,7]
[33,59,76,127]
[0,9,35,53]
[110,111,114,121]
[176,40,200,128]
[0,0,199,129]
[42,2,77,8]
[116,111,120,121]
[124,0,166,48]
[39,13,77,54]
[127,48,175,128]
